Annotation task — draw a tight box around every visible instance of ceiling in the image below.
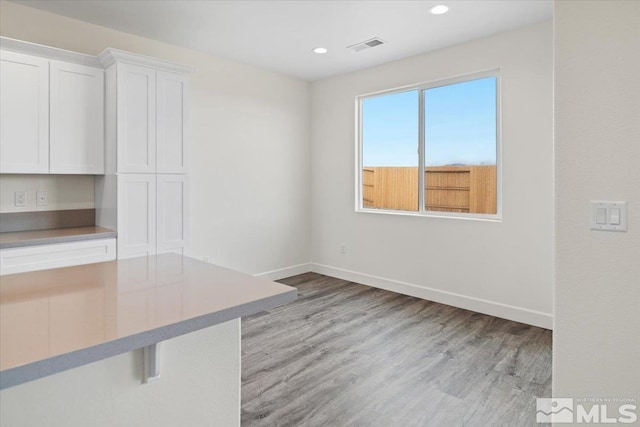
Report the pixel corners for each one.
[13,0,552,81]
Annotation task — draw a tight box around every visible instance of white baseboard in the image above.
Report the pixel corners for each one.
[255,263,312,281]
[310,263,553,330]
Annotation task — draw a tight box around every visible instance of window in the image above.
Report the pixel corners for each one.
[358,71,500,219]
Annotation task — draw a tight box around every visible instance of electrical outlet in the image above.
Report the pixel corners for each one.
[202,256,211,263]
[36,191,48,206]
[14,191,26,207]
[340,243,347,254]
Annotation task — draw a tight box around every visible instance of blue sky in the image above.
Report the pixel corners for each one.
[362,77,497,167]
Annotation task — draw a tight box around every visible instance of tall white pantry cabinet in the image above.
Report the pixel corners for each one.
[96,50,192,259]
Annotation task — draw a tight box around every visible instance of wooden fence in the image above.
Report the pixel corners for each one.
[363,166,497,214]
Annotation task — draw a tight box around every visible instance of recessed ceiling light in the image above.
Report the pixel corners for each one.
[429,5,449,15]
[313,47,328,54]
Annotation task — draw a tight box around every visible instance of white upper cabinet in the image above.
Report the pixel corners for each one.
[0,50,49,174]
[117,63,156,174]
[1,38,106,175]
[50,61,104,174]
[100,49,191,175]
[157,71,189,174]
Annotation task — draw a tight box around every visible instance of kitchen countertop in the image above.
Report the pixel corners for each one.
[0,226,117,249]
[0,254,297,390]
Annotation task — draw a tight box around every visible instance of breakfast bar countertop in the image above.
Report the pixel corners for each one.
[0,226,117,249]
[0,254,297,390]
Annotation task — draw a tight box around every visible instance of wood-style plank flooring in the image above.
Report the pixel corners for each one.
[242,273,552,427]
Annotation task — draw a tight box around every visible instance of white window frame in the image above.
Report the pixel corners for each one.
[355,68,502,221]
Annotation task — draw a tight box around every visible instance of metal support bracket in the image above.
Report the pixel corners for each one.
[143,342,161,383]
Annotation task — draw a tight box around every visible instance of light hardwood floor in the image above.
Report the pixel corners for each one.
[242,273,552,427]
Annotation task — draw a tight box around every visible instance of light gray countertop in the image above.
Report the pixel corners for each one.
[0,226,117,249]
[0,254,297,389]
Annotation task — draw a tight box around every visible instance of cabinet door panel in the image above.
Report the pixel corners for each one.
[157,174,188,254]
[0,50,49,173]
[117,64,156,173]
[157,71,188,173]
[50,61,104,174]
[117,174,156,258]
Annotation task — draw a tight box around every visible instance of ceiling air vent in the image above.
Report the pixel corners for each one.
[347,37,386,52]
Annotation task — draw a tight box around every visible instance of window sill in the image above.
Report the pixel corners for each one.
[355,207,502,222]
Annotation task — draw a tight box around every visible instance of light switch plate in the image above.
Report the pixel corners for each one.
[590,201,627,232]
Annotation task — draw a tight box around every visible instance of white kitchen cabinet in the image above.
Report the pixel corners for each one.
[157,174,189,255]
[1,38,106,175]
[117,174,189,259]
[117,174,157,259]
[0,50,49,174]
[157,71,189,173]
[100,49,191,174]
[97,49,191,260]
[50,61,104,174]
[0,238,116,275]
[116,63,156,173]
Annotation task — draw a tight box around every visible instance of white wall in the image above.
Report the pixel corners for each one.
[554,0,640,399]
[0,319,241,427]
[0,175,94,213]
[0,1,311,276]
[310,22,554,328]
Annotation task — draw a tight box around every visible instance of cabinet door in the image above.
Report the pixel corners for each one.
[50,61,104,174]
[157,174,189,255]
[0,50,49,173]
[117,174,156,259]
[117,63,156,173]
[157,71,188,173]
